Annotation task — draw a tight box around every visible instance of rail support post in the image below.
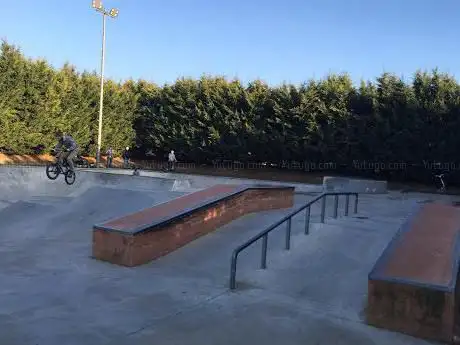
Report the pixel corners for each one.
[321,196,326,223]
[305,206,311,235]
[345,194,350,216]
[333,195,339,218]
[261,235,268,269]
[285,218,292,250]
[230,252,238,290]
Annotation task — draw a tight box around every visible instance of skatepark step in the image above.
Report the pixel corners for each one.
[92,184,295,266]
[366,202,460,343]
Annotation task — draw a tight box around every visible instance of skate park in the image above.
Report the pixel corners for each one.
[1,165,459,345]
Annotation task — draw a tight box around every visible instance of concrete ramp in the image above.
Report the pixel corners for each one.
[0,167,198,200]
[91,171,177,191]
[0,166,81,199]
[0,201,56,225]
[62,186,182,224]
[88,168,323,193]
[0,200,13,211]
[0,201,59,242]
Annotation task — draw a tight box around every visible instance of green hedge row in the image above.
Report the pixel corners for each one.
[1,40,459,185]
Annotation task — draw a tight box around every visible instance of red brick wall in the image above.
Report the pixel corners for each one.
[92,187,294,267]
[367,279,455,343]
[366,203,460,343]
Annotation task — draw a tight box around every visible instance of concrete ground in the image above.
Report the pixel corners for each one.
[0,166,457,345]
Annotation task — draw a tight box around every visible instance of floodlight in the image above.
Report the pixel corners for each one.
[109,8,119,18]
[92,0,103,10]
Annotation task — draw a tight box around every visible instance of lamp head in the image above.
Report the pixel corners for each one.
[91,0,103,10]
[109,8,119,17]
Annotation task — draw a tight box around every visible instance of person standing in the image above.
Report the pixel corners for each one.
[106,147,113,168]
[168,150,177,171]
[122,147,130,168]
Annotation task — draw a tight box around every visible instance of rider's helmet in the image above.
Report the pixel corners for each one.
[55,129,63,138]
[126,147,129,150]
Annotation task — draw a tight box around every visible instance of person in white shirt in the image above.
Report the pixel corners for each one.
[122,147,130,168]
[168,150,177,171]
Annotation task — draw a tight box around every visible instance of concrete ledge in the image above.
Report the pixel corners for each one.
[92,185,295,267]
[366,203,460,343]
[367,279,457,343]
[323,176,387,194]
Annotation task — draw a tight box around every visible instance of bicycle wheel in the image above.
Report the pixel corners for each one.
[46,163,60,180]
[65,170,76,185]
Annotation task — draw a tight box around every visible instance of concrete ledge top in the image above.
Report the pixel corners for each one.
[93,184,294,235]
[323,176,387,183]
[323,176,387,194]
[369,203,460,292]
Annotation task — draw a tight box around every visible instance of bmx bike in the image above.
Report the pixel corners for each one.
[434,172,447,193]
[45,156,76,185]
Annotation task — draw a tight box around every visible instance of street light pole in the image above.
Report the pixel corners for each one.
[96,12,106,168]
[92,0,119,168]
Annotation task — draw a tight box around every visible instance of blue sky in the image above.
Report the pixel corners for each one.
[1,0,459,86]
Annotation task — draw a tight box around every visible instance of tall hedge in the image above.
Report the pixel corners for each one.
[1,40,459,185]
[0,41,136,156]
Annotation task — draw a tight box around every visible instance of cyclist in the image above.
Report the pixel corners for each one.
[54,130,78,173]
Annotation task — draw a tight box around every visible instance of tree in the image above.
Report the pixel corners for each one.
[3,39,460,186]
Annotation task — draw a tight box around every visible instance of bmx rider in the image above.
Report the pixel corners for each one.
[54,130,78,173]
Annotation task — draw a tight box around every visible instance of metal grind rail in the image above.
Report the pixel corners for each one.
[229,192,359,290]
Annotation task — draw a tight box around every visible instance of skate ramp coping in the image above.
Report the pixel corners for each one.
[322,176,387,193]
[92,184,295,267]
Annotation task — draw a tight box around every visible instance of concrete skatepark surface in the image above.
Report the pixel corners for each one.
[0,166,458,345]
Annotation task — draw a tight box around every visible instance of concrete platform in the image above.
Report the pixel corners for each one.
[323,176,388,194]
[0,166,458,345]
[93,184,294,266]
[367,203,460,342]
